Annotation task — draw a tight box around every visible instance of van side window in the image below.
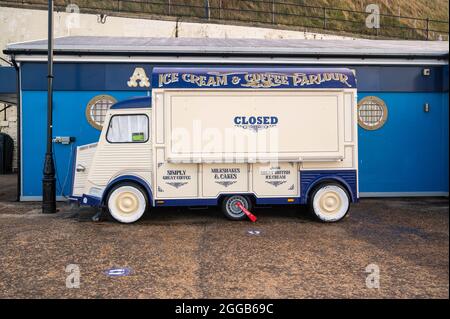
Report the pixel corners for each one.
[106,114,149,143]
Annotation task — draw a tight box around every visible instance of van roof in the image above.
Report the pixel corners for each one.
[110,96,151,110]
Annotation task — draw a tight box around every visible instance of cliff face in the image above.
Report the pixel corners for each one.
[0,0,448,40]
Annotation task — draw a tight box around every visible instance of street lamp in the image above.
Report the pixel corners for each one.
[42,0,56,214]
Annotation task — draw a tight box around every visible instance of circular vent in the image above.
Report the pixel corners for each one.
[357,96,388,130]
[86,95,117,130]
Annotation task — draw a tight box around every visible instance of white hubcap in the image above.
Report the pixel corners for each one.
[320,192,340,213]
[313,185,349,222]
[108,186,146,223]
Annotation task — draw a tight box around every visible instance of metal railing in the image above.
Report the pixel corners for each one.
[1,0,449,40]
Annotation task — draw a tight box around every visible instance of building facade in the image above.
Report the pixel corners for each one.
[1,37,448,200]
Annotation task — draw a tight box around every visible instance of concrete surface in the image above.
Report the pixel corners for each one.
[0,174,447,299]
[0,173,16,202]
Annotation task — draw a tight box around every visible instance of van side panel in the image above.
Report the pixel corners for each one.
[152,88,357,203]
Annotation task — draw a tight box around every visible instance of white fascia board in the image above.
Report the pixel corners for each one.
[11,54,449,65]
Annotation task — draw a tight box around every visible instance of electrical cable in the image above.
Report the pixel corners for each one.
[61,143,75,198]
[52,147,63,197]
[52,142,75,199]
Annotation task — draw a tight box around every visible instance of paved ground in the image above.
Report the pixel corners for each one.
[0,174,448,298]
[0,173,17,202]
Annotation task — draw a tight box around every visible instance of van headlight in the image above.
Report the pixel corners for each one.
[89,187,103,198]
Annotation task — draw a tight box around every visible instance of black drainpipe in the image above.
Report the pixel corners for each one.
[11,56,21,202]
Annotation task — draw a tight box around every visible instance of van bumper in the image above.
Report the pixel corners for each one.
[68,194,102,207]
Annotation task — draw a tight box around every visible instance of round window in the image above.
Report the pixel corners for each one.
[357,96,388,130]
[85,95,117,130]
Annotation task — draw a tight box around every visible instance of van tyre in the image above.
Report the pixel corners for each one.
[106,182,148,223]
[222,195,252,221]
[309,183,350,222]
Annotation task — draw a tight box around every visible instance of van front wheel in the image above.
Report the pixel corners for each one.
[106,183,148,223]
[309,183,350,222]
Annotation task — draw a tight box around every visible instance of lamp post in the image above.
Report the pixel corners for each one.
[42,0,56,214]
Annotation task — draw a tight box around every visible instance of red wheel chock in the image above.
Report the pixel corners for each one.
[236,202,257,222]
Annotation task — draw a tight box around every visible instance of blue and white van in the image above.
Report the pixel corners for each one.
[70,68,358,223]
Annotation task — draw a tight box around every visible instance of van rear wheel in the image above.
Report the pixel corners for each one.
[222,195,252,221]
[309,183,350,222]
[106,182,148,223]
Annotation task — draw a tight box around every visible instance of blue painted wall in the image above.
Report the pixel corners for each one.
[0,66,16,93]
[18,62,449,198]
[21,90,149,197]
[358,92,449,193]
[21,63,446,92]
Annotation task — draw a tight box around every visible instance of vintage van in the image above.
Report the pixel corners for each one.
[70,68,358,223]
